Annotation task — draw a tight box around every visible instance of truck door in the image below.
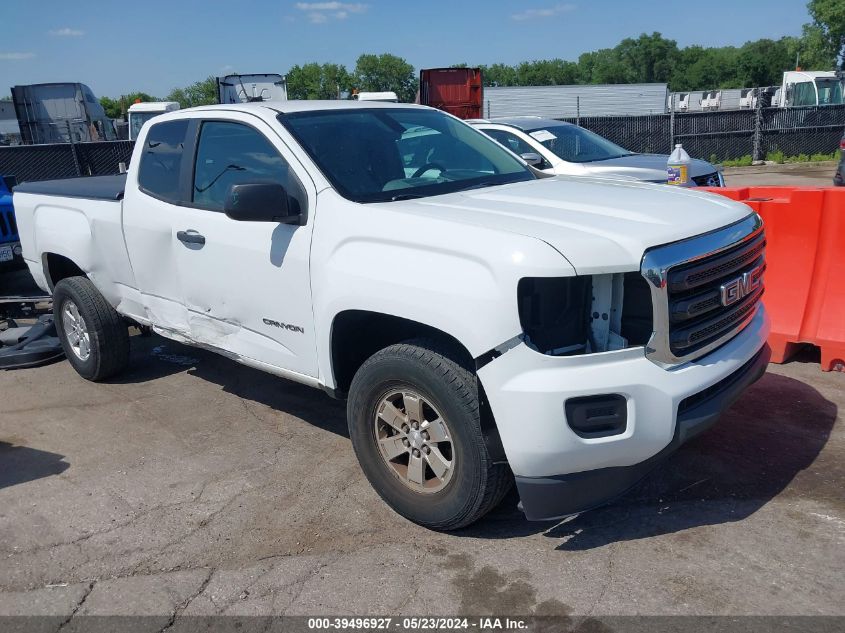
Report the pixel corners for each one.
[172,114,318,378]
[122,118,193,337]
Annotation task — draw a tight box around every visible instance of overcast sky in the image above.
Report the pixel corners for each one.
[1,0,812,99]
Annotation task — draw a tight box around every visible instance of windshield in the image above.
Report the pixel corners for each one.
[280,108,534,203]
[816,79,844,105]
[525,124,632,163]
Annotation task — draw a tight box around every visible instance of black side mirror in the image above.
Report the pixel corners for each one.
[520,152,544,168]
[224,182,302,224]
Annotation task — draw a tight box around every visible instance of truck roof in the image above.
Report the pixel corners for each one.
[188,101,426,115]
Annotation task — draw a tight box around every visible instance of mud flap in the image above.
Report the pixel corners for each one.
[0,315,65,370]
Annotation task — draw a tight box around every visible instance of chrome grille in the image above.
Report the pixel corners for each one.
[692,172,723,187]
[640,214,765,365]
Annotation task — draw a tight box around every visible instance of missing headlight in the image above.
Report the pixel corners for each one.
[517,277,590,356]
[518,274,653,356]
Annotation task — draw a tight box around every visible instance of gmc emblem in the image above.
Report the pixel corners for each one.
[720,264,764,307]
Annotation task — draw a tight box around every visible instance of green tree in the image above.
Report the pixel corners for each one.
[584,48,629,84]
[796,23,839,69]
[321,63,353,99]
[808,0,845,68]
[353,53,417,102]
[614,33,680,83]
[479,63,519,87]
[515,59,579,85]
[670,46,741,91]
[99,92,156,119]
[287,63,322,99]
[735,38,796,87]
[288,63,351,99]
[165,76,217,108]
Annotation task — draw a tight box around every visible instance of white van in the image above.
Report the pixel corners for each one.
[127,102,180,141]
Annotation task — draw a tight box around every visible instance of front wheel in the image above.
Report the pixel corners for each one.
[347,339,511,530]
[53,276,130,381]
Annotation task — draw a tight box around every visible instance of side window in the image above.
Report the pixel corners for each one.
[485,129,534,156]
[192,121,305,213]
[138,119,189,203]
[484,129,550,169]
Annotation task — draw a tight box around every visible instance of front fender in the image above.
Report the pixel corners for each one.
[310,191,575,388]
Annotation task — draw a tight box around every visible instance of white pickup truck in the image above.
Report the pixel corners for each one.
[14,101,770,530]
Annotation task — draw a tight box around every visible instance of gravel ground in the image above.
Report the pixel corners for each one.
[0,335,842,620]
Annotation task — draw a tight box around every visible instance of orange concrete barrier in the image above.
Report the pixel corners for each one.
[704,186,845,371]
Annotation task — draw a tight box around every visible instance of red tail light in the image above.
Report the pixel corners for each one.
[840,137,845,150]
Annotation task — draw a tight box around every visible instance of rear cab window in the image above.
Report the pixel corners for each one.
[137,120,190,203]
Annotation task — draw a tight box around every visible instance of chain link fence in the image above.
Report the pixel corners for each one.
[0,140,134,184]
[1,105,843,181]
[560,104,845,162]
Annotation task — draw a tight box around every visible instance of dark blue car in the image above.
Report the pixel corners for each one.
[836,131,845,186]
[0,175,21,266]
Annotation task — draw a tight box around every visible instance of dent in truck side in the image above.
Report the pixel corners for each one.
[121,111,322,378]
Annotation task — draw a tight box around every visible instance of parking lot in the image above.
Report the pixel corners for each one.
[1,169,843,621]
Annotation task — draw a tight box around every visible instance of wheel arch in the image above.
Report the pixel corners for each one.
[42,252,87,291]
[329,310,473,396]
[328,309,507,463]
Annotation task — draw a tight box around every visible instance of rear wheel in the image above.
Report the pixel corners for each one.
[347,339,511,530]
[53,276,129,381]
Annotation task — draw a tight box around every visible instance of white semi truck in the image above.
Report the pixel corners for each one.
[778,70,844,107]
[13,101,770,530]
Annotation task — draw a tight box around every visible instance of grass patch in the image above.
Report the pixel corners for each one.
[718,155,754,167]
[713,151,838,167]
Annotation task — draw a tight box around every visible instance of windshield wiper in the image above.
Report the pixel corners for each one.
[389,193,425,201]
[455,181,501,192]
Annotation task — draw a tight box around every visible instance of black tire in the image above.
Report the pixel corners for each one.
[53,276,130,381]
[347,338,511,530]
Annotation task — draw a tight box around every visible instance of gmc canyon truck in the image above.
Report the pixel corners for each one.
[14,102,770,530]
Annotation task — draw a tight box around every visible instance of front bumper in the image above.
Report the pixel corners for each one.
[514,344,770,520]
[477,306,770,521]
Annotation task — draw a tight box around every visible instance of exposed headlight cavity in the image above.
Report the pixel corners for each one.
[518,273,653,356]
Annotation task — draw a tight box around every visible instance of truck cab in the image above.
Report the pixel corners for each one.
[780,71,844,107]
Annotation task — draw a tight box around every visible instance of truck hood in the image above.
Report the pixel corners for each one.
[578,153,718,183]
[393,176,753,274]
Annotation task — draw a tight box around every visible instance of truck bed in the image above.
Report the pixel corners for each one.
[14,174,127,201]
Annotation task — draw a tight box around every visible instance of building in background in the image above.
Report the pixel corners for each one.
[483,83,669,119]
